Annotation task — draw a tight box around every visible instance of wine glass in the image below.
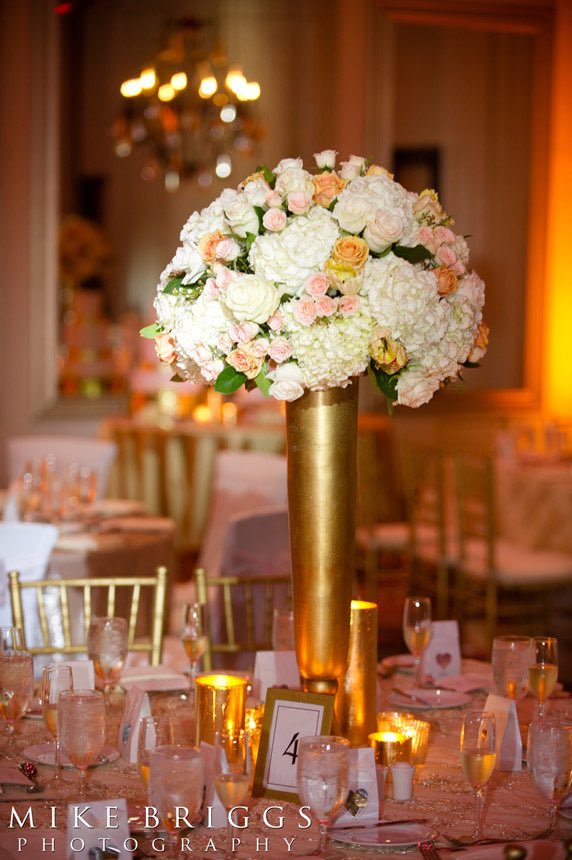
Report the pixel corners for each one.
[137,715,174,788]
[57,689,105,798]
[528,637,558,719]
[214,729,250,860]
[148,745,204,859]
[528,717,572,832]
[402,596,432,688]
[460,711,497,842]
[41,663,74,783]
[272,608,295,651]
[0,626,24,652]
[0,649,34,760]
[491,635,535,700]
[87,616,128,705]
[180,603,208,693]
[296,735,350,858]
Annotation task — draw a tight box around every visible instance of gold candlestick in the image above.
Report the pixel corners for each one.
[195,674,247,746]
[335,599,378,745]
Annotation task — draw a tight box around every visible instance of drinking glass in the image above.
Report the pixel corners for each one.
[402,596,432,687]
[491,635,535,700]
[41,663,74,783]
[272,608,295,651]
[214,729,250,859]
[528,718,572,831]
[137,715,174,788]
[460,711,497,842]
[528,637,558,719]
[0,650,33,760]
[0,626,24,652]
[57,689,105,798]
[296,735,350,858]
[87,616,128,704]
[148,745,204,859]
[180,603,208,692]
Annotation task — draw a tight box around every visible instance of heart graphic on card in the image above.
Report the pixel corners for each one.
[436,653,452,668]
[345,788,368,816]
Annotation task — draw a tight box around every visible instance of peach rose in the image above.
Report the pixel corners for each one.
[435,244,457,268]
[227,347,263,379]
[338,295,360,316]
[305,273,329,298]
[265,190,283,208]
[229,321,259,343]
[293,296,317,326]
[203,278,219,299]
[287,192,312,215]
[267,312,283,331]
[250,337,270,358]
[263,208,287,232]
[331,236,369,271]
[467,322,490,362]
[198,230,224,263]
[315,295,338,317]
[313,172,346,207]
[434,266,458,296]
[215,266,233,289]
[417,226,438,253]
[413,189,443,223]
[216,237,240,262]
[366,164,393,178]
[268,336,293,363]
[154,333,177,365]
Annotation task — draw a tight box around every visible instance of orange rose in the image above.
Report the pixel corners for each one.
[313,172,346,207]
[434,266,458,296]
[366,164,393,179]
[238,170,268,190]
[198,230,224,263]
[154,333,177,366]
[331,236,369,271]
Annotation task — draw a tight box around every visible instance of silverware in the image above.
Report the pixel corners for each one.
[419,840,442,860]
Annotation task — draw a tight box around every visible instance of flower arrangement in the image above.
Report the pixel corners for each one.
[143,151,488,408]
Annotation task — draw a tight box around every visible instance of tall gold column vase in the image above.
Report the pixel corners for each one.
[285,381,359,695]
[335,600,379,746]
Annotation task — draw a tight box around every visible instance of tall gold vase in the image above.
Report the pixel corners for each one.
[285,381,358,695]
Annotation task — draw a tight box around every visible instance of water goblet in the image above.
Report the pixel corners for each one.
[402,596,432,688]
[528,637,558,719]
[57,689,105,798]
[41,663,74,783]
[272,607,295,651]
[148,745,204,859]
[460,710,497,842]
[87,616,128,705]
[214,729,250,859]
[491,635,535,700]
[180,603,208,693]
[528,717,572,832]
[0,649,34,761]
[0,626,24,652]
[296,735,350,858]
[137,715,174,788]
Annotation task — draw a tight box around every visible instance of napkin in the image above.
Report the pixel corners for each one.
[55,532,99,552]
[0,766,33,786]
[120,665,188,692]
[437,673,493,694]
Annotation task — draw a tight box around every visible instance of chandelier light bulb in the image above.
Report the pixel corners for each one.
[215,154,232,178]
[198,75,218,98]
[158,83,176,102]
[140,67,156,90]
[171,72,188,91]
[245,81,261,100]
[225,65,245,93]
[120,78,143,98]
[220,104,237,123]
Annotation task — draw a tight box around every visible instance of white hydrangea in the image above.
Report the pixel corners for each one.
[180,198,226,244]
[169,292,230,370]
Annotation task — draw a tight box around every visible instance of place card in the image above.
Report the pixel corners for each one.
[253,650,300,700]
[118,687,151,762]
[331,747,380,829]
[484,693,522,772]
[252,688,334,800]
[66,798,132,859]
[200,741,228,829]
[61,659,95,690]
[421,620,461,682]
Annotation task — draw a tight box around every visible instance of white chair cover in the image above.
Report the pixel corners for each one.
[6,435,117,499]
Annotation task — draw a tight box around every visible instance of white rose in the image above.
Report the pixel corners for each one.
[170,244,206,285]
[223,274,281,323]
[363,209,405,252]
[273,157,303,175]
[339,155,367,180]
[220,190,259,238]
[275,167,314,199]
[242,178,270,207]
[314,149,337,169]
[396,367,441,408]
[216,237,241,262]
[333,193,374,234]
[268,361,305,401]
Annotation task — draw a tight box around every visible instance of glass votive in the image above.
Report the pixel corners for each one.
[369,731,412,767]
[377,711,431,765]
[195,673,247,746]
[391,762,415,801]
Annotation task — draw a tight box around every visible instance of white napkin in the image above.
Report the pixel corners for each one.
[120,665,188,692]
[55,532,99,552]
[0,766,32,785]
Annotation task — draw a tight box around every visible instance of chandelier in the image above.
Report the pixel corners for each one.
[112,17,263,192]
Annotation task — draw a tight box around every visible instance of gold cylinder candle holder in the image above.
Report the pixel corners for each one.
[377,712,431,765]
[335,599,378,746]
[369,731,412,767]
[195,674,247,746]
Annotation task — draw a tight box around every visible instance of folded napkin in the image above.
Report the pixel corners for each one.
[0,766,32,786]
[120,665,188,692]
[55,531,99,552]
[99,515,175,533]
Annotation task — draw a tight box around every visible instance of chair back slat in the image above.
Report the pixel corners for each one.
[128,584,141,645]
[36,585,51,646]
[83,584,92,640]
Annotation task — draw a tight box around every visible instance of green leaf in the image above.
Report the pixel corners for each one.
[255,164,276,187]
[463,360,481,369]
[369,246,392,259]
[169,373,185,383]
[253,206,265,232]
[327,198,338,212]
[139,322,161,339]
[214,366,247,394]
[244,232,257,253]
[368,361,401,399]
[393,244,433,264]
[254,363,271,397]
[163,276,184,295]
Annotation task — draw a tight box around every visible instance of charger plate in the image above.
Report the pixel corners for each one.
[332,823,435,850]
[22,742,119,768]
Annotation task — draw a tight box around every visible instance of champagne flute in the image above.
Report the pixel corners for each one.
[491,635,534,700]
[180,603,208,693]
[528,717,572,832]
[137,715,174,788]
[528,637,558,719]
[57,689,105,798]
[296,735,350,858]
[0,626,25,652]
[214,729,250,860]
[148,745,204,859]
[41,663,74,783]
[0,649,34,761]
[402,596,432,688]
[460,711,496,842]
[87,616,128,705]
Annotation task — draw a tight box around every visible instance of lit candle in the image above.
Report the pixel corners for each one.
[195,674,247,746]
[368,731,412,767]
[376,711,431,765]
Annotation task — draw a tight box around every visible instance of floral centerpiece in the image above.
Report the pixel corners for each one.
[143,150,487,409]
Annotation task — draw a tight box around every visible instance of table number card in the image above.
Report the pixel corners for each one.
[66,799,132,859]
[118,687,151,762]
[421,620,461,682]
[484,693,522,772]
[331,747,380,829]
[252,688,334,800]
[254,651,300,700]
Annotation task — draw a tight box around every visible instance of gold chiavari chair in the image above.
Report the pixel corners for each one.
[8,566,168,665]
[195,566,292,670]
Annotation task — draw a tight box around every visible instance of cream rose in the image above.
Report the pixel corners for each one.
[268,361,305,401]
[263,208,287,232]
[220,190,260,238]
[223,274,281,323]
[339,155,366,180]
[333,194,374,234]
[314,149,337,169]
[154,333,177,365]
[363,210,404,253]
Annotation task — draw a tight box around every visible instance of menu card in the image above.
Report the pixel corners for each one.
[484,693,522,772]
[66,799,132,859]
[421,620,461,682]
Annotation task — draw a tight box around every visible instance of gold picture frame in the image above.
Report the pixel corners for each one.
[251,688,335,800]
